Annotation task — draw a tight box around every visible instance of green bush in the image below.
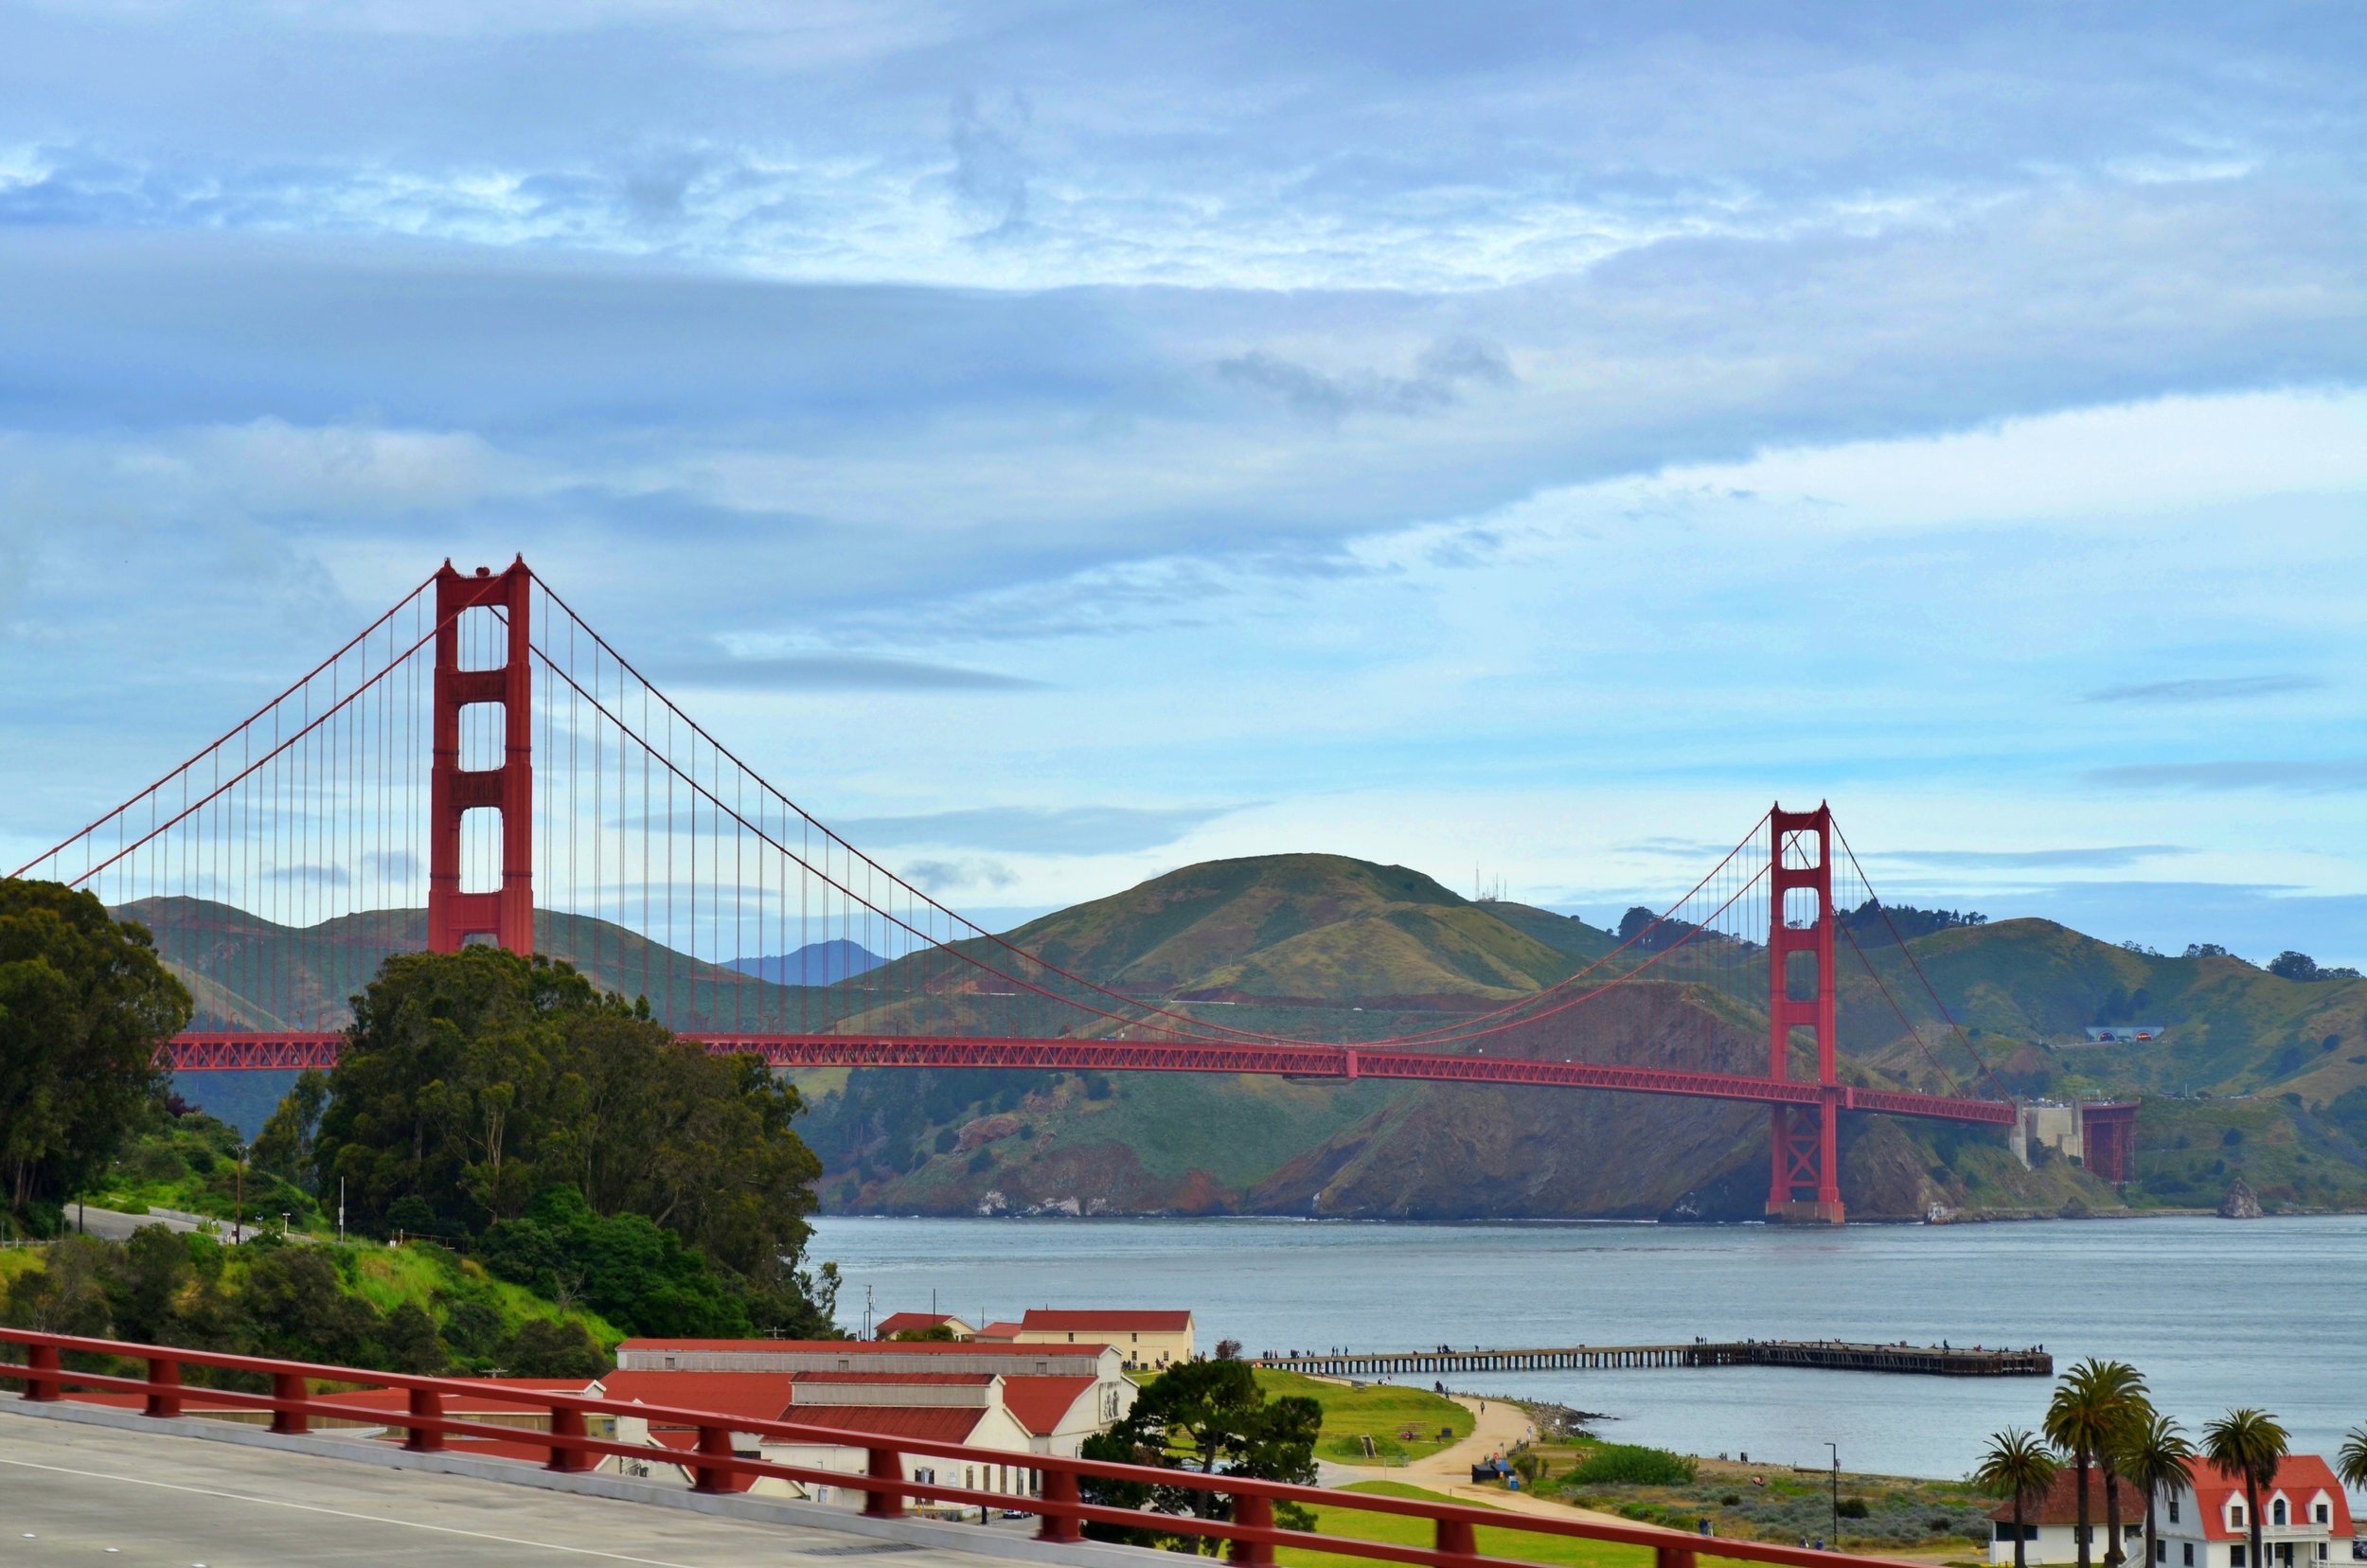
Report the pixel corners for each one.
[1566,1443,1698,1486]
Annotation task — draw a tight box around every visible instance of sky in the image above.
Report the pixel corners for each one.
[4,2,2366,963]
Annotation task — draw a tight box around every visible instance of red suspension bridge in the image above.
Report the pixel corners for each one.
[13,559,2114,1223]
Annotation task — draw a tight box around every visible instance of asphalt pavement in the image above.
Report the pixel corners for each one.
[0,1406,1025,1567]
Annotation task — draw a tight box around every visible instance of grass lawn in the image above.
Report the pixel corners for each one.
[1255,1367,1474,1463]
[1279,1481,1652,1568]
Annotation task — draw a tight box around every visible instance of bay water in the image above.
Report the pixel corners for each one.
[812,1214,2367,1483]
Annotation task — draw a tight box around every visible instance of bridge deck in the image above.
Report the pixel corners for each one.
[1259,1341,2051,1379]
[0,1396,1089,1568]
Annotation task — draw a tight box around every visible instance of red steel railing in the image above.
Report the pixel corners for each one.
[1,1327,1927,1568]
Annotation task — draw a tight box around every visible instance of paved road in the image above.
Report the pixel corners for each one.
[0,1408,1015,1566]
[62,1203,310,1244]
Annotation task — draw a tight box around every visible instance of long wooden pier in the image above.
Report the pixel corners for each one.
[1256,1340,2051,1380]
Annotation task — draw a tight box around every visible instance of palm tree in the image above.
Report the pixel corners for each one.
[2120,1412,2196,1568]
[2201,1409,2289,1568]
[2338,1426,2367,1495]
[2047,1359,2150,1568]
[1978,1429,2063,1568]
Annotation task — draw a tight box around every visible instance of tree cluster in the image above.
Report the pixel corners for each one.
[0,881,189,1234]
[1840,901,1986,945]
[0,1227,606,1381]
[2266,951,2362,983]
[291,946,837,1337]
[1078,1354,1321,1552]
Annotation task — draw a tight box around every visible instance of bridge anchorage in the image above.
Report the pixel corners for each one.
[15,558,2115,1223]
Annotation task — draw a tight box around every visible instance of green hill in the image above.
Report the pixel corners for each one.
[992,855,1587,1003]
[132,855,2367,1221]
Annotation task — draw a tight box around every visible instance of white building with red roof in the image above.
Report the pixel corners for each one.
[595,1339,1140,1504]
[1986,1470,2146,1564]
[2155,1455,2356,1568]
[613,1337,1121,1380]
[1010,1310,1195,1368]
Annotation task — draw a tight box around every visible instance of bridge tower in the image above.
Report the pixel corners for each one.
[427,559,535,954]
[1767,803,1843,1222]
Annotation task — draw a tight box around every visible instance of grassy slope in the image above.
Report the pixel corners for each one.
[1281,1481,1648,1568]
[331,1241,624,1349]
[992,856,1579,1002]
[1254,1367,1474,1463]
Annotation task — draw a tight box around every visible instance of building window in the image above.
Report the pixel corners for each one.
[2233,1546,2247,1567]
[2314,1505,2329,1525]
[2183,1545,2194,1566]
[2275,1503,2288,1527]
[2234,1506,2248,1529]
[2157,1541,2167,1562]
[2171,1500,2182,1524]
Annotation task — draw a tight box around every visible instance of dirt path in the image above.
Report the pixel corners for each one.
[1324,1394,1635,1529]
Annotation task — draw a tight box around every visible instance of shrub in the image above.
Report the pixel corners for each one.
[1838,1498,1870,1519]
[1566,1444,1698,1486]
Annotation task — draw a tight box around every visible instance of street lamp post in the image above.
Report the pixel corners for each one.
[1826,1442,1840,1550]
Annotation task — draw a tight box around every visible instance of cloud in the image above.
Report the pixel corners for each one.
[902,857,1018,894]
[2087,761,2367,793]
[661,655,1047,692]
[1875,845,2190,870]
[948,90,1033,239]
[2084,675,2322,704]
[1217,338,1516,419]
[264,863,350,887]
[362,850,421,882]
[839,805,1240,856]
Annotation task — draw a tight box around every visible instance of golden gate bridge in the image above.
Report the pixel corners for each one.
[15,559,2122,1223]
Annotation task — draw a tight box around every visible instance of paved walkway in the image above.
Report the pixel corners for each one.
[1322,1391,1635,1529]
[0,1403,1056,1567]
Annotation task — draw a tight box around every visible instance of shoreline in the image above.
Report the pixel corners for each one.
[817,1204,2349,1224]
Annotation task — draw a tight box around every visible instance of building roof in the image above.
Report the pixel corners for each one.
[976,1321,1024,1341]
[764,1405,992,1444]
[1988,1470,2146,1525]
[2181,1455,2356,1541]
[1019,1310,1193,1332]
[1000,1376,1098,1436]
[320,1379,601,1415]
[618,1338,1111,1356]
[875,1311,970,1337]
[790,1371,995,1386]
[597,1370,796,1425]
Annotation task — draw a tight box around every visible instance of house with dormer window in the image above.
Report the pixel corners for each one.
[2153,1454,2355,1568]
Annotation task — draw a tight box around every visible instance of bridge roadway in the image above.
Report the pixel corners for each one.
[166,1032,2018,1127]
[1258,1340,2052,1379]
[0,1397,1070,1568]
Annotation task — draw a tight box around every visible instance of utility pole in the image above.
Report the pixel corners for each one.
[338,1177,346,1244]
[1826,1442,1840,1550]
